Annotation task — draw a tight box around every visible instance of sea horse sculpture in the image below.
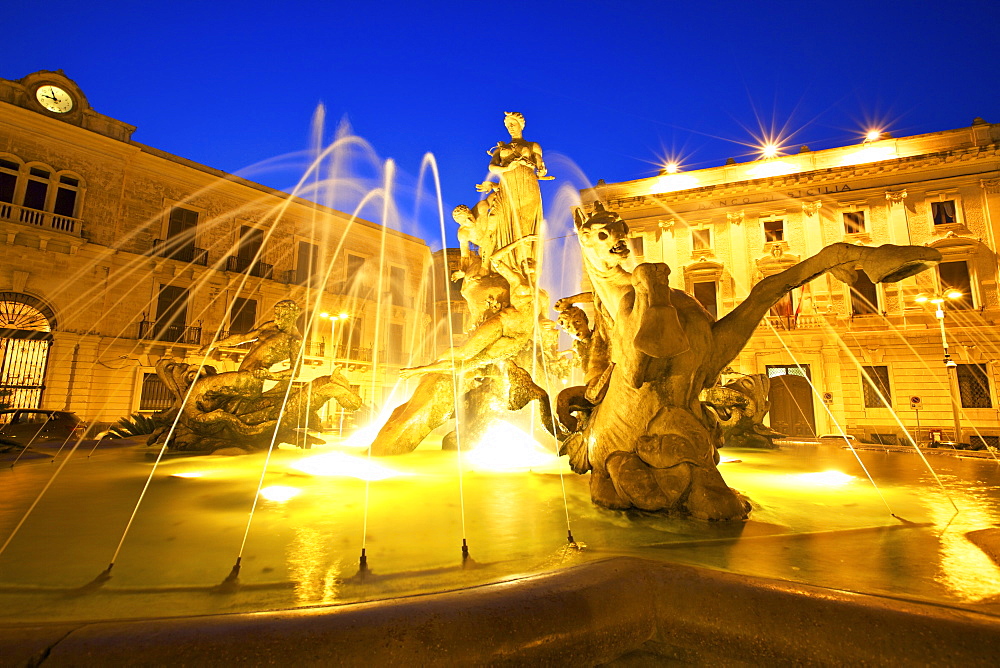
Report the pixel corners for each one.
[147,300,362,452]
[556,203,941,520]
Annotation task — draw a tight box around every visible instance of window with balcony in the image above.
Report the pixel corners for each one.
[295,240,321,287]
[0,158,17,204]
[144,284,199,344]
[227,225,272,278]
[156,206,205,265]
[0,157,84,235]
[861,365,891,408]
[957,363,992,408]
[850,272,879,315]
[938,260,973,310]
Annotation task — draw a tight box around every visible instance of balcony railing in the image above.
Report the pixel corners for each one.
[328,345,374,362]
[138,320,203,345]
[227,255,274,279]
[152,238,209,266]
[0,201,83,237]
[282,268,326,288]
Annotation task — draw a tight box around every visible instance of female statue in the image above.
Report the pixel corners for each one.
[476,112,550,278]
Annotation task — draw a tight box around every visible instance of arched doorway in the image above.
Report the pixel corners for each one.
[766,364,816,437]
[0,292,55,410]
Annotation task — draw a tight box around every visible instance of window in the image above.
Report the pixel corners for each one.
[23,167,49,211]
[162,206,199,263]
[932,200,958,226]
[764,220,784,242]
[53,175,79,217]
[229,297,257,334]
[938,261,973,310]
[766,364,810,379]
[692,281,718,319]
[346,254,365,290]
[344,317,364,355]
[850,272,879,315]
[296,241,321,286]
[862,365,891,408]
[139,373,173,411]
[630,235,644,256]
[390,266,406,306]
[450,311,464,333]
[843,211,866,234]
[388,323,404,364]
[692,228,711,251]
[0,158,19,204]
[153,284,189,342]
[0,158,83,227]
[237,225,263,261]
[957,364,992,408]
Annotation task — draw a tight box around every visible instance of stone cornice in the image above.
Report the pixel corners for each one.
[598,143,1000,212]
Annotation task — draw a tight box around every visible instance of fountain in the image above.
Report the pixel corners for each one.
[1,109,1000,665]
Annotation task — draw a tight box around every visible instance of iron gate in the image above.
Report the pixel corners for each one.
[0,328,52,410]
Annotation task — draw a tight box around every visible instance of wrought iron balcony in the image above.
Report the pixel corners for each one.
[0,201,83,237]
[227,255,274,279]
[282,268,325,288]
[151,238,209,265]
[329,345,374,362]
[137,320,202,345]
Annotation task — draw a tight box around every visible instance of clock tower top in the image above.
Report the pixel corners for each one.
[0,70,135,142]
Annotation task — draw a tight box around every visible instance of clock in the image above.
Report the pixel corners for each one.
[35,85,73,113]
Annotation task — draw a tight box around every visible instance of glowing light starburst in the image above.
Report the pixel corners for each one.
[291,452,407,481]
[464,422,559,472]
[259,485,302,502]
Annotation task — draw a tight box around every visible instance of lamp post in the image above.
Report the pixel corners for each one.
[320,311,349,430]
[915,290,964,444]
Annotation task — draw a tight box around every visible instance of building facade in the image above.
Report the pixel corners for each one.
[595,120,1000,446]
[0,70,432,428]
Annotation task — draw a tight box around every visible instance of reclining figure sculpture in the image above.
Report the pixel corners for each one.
[556,203,941,520]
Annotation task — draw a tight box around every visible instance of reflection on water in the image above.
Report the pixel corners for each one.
[1,440,1000,622]
[926,482,1000,603]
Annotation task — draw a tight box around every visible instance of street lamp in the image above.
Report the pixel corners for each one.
[319,311,349,370]
[915,291,965,444]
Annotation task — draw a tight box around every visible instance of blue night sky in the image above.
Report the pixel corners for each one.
[6,0,1000,247]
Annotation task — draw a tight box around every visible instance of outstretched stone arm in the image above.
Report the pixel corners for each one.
[708,243,940,379]
[555,293,594,311]
[200,326,266,355]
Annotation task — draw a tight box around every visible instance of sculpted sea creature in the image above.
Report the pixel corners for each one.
[557,203,941,519]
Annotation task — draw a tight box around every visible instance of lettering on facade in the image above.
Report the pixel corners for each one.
[695,184,852,210]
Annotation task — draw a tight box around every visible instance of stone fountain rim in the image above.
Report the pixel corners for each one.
[3,556,999,666]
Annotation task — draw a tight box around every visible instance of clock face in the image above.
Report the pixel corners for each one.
[35,85,73,113]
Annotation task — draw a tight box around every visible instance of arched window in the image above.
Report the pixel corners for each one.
[0,293,55,410]
[0,155,21,206]
[0,156,84,234]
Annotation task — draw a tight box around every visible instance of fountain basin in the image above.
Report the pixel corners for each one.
[3,557,1000,666]
[2,438,1000,663]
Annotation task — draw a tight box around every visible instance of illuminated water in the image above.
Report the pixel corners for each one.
[2,439,999,623]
